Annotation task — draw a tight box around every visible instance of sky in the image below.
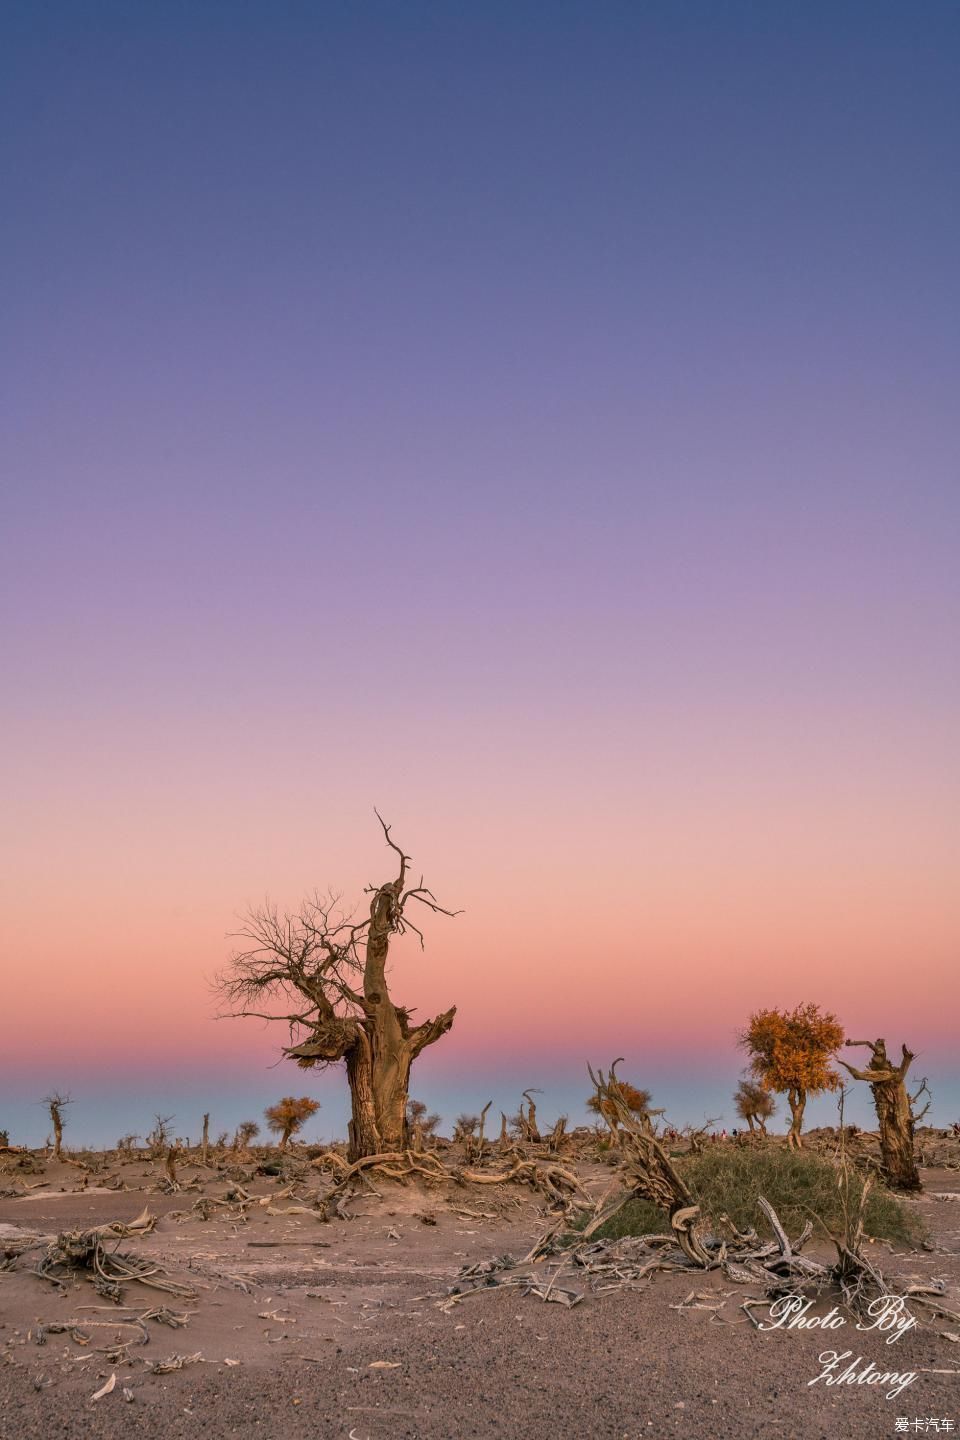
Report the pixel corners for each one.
[2,1,958,1146]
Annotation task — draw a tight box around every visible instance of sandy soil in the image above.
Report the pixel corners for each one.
[1,1155,959,1439]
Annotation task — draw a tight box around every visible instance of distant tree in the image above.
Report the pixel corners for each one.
[43,1093,72,1160]
[264,1096,321,1149]
[453,1113,480,1142]
[839,1038,929,1191]
[589,1080,652,1127]
[734,1079,777,1134]
[406,1099,441,1149]
[739,1004,843,1149]
[116,1133,139,1155]
[234,1120,260,1149]
[147,1114,175,1159]
[0,1128,9,1148]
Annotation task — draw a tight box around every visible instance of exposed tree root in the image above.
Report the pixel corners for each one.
[32,1209,196,1303]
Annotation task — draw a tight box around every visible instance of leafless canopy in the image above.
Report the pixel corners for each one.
[218,814,459,1069]
[218,815,460,1160]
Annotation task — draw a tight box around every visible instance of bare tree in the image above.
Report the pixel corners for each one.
[461,1101,492,1162]
[219,816,458,1162]
[165,1144,180,1187]
[147,1114,175,1160]
[545,1115,568,1153]
[510,1089,543,1143]
[839,1038,929,1191]
[43,1093,72,1160]
[200,1113,210,1166]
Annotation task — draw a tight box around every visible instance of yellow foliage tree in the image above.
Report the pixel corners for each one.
[734,1078,776,1134]
[739,1004,843,1149]
[264,1096,320,1149]
[587,1080,658,1145]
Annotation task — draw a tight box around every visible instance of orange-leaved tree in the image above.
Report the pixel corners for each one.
[587,1080,658,1145]
[264,1096,320,1149]
[734,1078,776,1134]
[739,1004,843,1149]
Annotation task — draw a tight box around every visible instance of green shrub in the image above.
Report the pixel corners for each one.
[682,1146,923,1246]
[576,1196,668,1241]
[576,1147,924,1247]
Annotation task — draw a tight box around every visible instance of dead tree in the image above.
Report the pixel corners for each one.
[147,1115,175,1160]
[165,1145,179,1187]
[512,1090,543,1143]
[839,1039,928,1191]
[200,1113,210,1166]
[545,1116,568,1154]
[407,1099,426,1152]
[220,817,458,1163]
[465,1102,493,1163]
[43,1093,72,1160]
[405,1100,441,1152]
[584,1062,710,1265]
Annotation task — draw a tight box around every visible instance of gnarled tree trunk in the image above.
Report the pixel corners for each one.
[840,1039,925,1191]
[280,823,456,1162]
[786,1087,806,1149]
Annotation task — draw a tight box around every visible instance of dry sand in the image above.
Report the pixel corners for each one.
[2,1155,958,1438]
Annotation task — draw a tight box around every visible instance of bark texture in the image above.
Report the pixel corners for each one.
[221,818,457,1163]
[840,1039,926,1191]
[787,1088,807,1150]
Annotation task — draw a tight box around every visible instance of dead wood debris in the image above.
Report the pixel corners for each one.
[24,1208,197,1304]
[149,1351,205,1374]
[432,1191,960,1332]
[304,1145,594,1222]
[429,1065,960,1332]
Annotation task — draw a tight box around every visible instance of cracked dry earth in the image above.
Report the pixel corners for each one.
[1,1162,959,1439]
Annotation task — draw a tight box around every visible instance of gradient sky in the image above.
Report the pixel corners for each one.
[2,2,959,1146]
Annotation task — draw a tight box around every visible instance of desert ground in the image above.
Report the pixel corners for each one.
[2,1137,959,1440]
